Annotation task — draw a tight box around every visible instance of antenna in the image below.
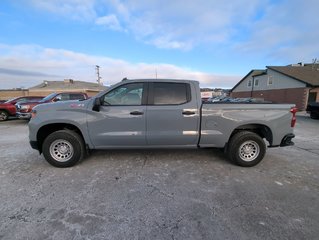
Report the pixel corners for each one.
[155,68,158,79]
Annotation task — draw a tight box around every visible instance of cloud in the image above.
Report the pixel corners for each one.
[27,0,265,50]
[108,0,265,50]
[25,0,319,62]
[235,0,319,62]
[95,14,123,31]
[0,68,60,77]
[0,43,239,89]
[29,0,96,21]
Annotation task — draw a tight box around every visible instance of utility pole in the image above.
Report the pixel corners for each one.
[95,65,102,85]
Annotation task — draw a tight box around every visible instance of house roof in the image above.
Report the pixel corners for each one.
[267,64,319,87]
[231,63,319,92]
[29,79,107,91]
[230,69,266,91]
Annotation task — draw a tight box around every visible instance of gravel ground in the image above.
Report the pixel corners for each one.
[0,114,318,240]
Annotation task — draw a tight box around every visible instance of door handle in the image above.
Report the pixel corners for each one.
[130,111,144,115]
[182,111,196,115]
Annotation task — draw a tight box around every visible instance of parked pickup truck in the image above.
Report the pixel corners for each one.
[16,92,88,119]
[306,102,319,119]
[0,96,44,121]
[29,79,297,168]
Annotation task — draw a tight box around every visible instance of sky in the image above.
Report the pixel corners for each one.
[1,0,319,89]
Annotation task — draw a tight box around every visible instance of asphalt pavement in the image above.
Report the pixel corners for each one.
[0,114,318,240]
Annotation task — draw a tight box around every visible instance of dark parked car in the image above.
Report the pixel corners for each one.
[306,102,319,119]
[0,96,44,121]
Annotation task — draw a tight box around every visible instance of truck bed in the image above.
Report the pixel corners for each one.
[200,103,295,148]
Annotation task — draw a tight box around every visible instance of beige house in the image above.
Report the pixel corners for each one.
[230,63,319,110]
[0,79,107,101]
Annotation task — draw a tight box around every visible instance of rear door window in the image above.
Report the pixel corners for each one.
[70,94,85,100]
[152,82,190,105]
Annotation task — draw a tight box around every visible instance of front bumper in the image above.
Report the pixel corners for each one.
[16,112,31,119]
[280,133,295,147]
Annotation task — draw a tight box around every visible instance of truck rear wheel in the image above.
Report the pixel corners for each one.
[0,110,9,121]
[227,131,266,167]
[42,130,85,167]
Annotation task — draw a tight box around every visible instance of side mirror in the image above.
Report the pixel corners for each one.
[92,97,101,112]
[53,98,60,102]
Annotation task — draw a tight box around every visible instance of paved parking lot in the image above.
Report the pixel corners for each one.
[0,114,318,240]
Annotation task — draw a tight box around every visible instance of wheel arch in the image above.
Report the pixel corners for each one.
[228,124,273,146]
[0,109,9,114]
[37,123,85,153]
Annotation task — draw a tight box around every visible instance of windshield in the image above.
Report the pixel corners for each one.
[4,97,18,104]
[40,93,56,102]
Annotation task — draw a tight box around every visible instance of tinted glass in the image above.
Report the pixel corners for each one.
[70,94,85,100]
[29,97,43,101]
[41,93,57,102]
[153,83,188,105]
[102,83,143,105]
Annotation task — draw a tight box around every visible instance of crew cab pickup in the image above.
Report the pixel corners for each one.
[29,79,297,168]
[0,96,44,121]
[16,92,88,119]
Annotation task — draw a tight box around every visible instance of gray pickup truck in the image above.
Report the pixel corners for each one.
[29,79,297,168]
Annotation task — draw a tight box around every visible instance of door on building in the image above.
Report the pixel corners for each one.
[308,92,317,103]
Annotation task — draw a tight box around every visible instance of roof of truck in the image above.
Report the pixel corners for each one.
[122,78,200,84]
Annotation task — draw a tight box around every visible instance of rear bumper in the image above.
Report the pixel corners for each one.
[280,133,295,147]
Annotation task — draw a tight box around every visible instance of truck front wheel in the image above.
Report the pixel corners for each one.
[227,131,266,167]
[42,130,85,167]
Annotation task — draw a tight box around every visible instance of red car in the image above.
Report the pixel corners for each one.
[0,96,44,121]
[16,92,88,119]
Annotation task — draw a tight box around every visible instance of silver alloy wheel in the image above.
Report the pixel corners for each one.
[49,139,74,162]
[239,140,260,162]
[0,111,8,121]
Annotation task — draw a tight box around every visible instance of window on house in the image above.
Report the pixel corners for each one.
[268,76,273,85]
[254,79,259,86]
[247,80,252,87]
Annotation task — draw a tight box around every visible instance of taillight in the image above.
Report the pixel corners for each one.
[290,107,298,127]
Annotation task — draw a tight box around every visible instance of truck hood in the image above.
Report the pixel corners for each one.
[17,101,42,106]
[33,99,90,112]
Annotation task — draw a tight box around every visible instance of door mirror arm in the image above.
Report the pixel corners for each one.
[92,97,101,112]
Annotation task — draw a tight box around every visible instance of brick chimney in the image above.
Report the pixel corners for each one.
[64,79,74,84]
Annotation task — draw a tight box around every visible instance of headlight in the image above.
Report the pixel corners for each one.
[20,105,30,110]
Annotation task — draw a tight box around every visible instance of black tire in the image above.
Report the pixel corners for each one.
[227,131,266,167]
[0,110,9,121]
[42,130,85,167]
